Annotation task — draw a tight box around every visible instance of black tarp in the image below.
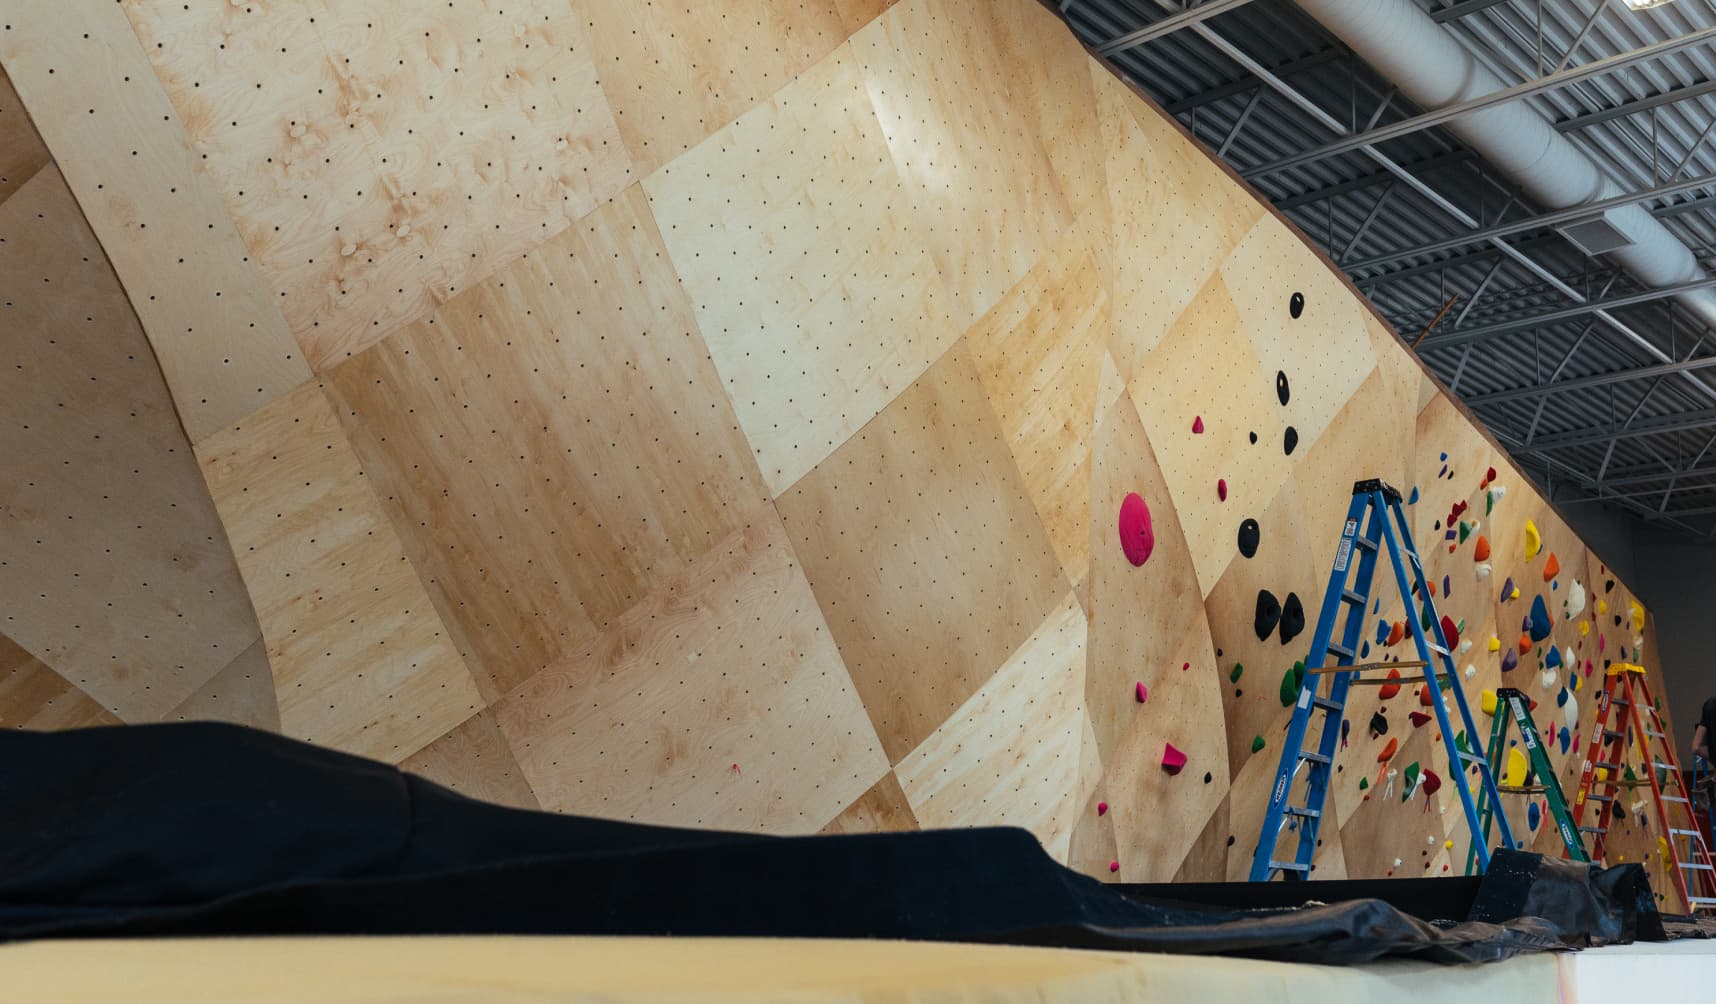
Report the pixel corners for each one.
[0,723,1695,963]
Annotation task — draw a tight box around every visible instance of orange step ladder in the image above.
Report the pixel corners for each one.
[1571,663,1716,912]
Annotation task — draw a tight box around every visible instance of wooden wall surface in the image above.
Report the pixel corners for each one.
[0,0,1690,905]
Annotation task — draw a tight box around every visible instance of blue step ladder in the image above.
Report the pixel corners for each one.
[1248,479,1517,881]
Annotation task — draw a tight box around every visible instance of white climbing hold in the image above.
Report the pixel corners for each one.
[1459,639,1474,655]
[1475,563,1492,580]
[1563,693,1579,732]
[1564,579,1587,620]
[1463,664,1477,680]
[1383,768,1398,800]
[1393,857,1403,868]
[1539,667,1557,691]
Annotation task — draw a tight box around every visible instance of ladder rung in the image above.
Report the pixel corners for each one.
[1426,644,1449,657]
[1604,729,1625,740]
[1681,863,1714,871]
[1587,794,1614,802]
[1579,825,1609,834]
[1353,536,1377,553]
[1311,696,1342,712]
[1340,588,1366,606]
[1284,806,1321,820]
[1688,897,1716,906]
[1654,761,1677,771]
[1671,829,1704,836]
[1269,860,1311,873]
[1645,729,1666,739]
[1664,796,1692,804]
[1458,751,1487,764]
[1594,762,1621,771]
[1326,641,1354,661]
[1612,698,1631,706]
[1298,751,1332,766]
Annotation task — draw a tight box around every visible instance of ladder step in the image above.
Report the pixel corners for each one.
[1458,751,1487,764]
[1311,696,1342,712]
[1688,897,1716,906]
[1664,796,1691,804]
[1353,536,1377,553]
[1340,588,1366,606]
[1671,828,1704,837]
[1326,641,1355,661]
[1588,794,1614,802]
[1269,860,1311,873]
[1426,643,1449,657]
[1298,751,1333,766]
[1604,729,1625,740]
[1681,863,1714,871]
[1284,806,1322,820]
[1645,729,1666,739]
[1579,825,1609,834]
[1594,762,1621,771]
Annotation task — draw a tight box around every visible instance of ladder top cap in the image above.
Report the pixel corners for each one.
[1607,663,1646,676]
[1352,478,1402,502]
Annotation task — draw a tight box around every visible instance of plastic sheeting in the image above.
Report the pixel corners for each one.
[0,724,1691,963]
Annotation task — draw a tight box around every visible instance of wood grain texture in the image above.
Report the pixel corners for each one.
[775,343,1072,765]
[327,185,768,701]
[819,770,920,834]
[573,0,848,176]
[895,592,1095,862]
[852,0,1075,326]
[196,382,483,763]
[645,44,960,496]
[401,709,541,812]
[0,164,263,720]
[0,0,311,441]
[0,633,120,732]
[0,68,49,206]
[166,638,280,732]
[493,510,888,833]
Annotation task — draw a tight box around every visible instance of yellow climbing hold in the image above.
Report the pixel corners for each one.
[1579,620,1590,638]
[1503,747,1529,788]
[1523,519,1542,560]
[1444,839,1454,850]
[1510,585,1520,600]
[1481,689,1498,716]
[1488,636,1501,652]
[1631,601,1646,633]
[1597,599,1608,615]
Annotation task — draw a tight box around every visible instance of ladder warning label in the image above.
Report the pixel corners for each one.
[1334,520,1357,571]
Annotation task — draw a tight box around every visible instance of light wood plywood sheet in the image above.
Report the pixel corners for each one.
[986,0,1107,221]
[573,0,847,176]
[836,0,902,34]
[1225,743,1350,881]
[645,45,960,496]
[0,633,120,732]
[0,0,310,441]
[401,709,542,812]
[0,164,263,720]
[1290,367,1416,581]
[493,511,888,834]
[895,592,1094,862]
[852,0,1075,325]
[0,68,48,206]
[166,639,280,732]
[1338,720,1450,879]
[1095,67,1265,379]
[820,770,920,834]
[1128,274,1292,598]
[965,219,1118,595]
[196,382,483,763]
[1220,212,1377,461]
[327,185,768,700]
[776,344,1071,765]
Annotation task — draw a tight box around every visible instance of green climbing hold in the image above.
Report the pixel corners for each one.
[1359,776,1370,791]
[1486,489,1497,515]
[1278,660,1307,707]
[1251,735,1265,754]
[1230,663,1244,684]
[1401,761,1422,802]
[1455,730,1469,755]
[1459,520,1471,543]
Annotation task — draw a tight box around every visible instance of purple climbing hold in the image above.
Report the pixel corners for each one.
[1119,493,1155,567]
[1501,648,1519,673]
[1500,577,1515,603]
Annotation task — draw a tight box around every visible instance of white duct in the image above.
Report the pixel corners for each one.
[1292,0,1716,331]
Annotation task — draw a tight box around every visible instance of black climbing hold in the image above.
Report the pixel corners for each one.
[1613,615,1622,627]
[1235,689,1243,697]
[1605,579,1615,594]
[1249,430,1258,445]
[1226,835,1236,847]
[1289,291,1304,319]
[1370,710,1388,736]
[1283,426,1299,456]
[1216,648,1224,658]
[1203,771,1212,784]
[1278,591,1306,645]
[1254,589,1282,641]
[1276,370,1290,407]
[1238,518,1261,558]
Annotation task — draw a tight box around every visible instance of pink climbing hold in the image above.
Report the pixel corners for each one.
[1218,478,1228,502]
[1097,801,1109,817]
[1135,681,1148,704]
[1182,661,1190,672]
[1118,492,1155,567]
[1161,742,1188,775]
[1192,416,1205,434]
[1109,860,1120,873]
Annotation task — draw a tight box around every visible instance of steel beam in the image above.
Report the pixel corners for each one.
[1466,354,1716,407]
[1096,0,1259,55]
[1345,170,1716,272]
[1241,27,1716,180]
[1160,48,1348,115]
[1421,275,1716,349]
[1515,404,1716,454]
[1597,459,1716,489]
[1557,79,1716,133]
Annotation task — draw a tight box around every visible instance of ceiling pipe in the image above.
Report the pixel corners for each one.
[1290,0,1716,334]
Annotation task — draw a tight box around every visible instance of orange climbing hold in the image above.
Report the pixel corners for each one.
[1518,634,1532,655]
[1386,621,1405,646]
[1542,552,1560,581]
[1378,667,1403,700]
[1473,535,1491,562]
[1377,737,1399,762]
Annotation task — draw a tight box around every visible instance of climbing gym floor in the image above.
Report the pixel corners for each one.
[4,936,1712,1003]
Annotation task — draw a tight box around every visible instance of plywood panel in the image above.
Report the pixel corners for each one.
[1225,740,1350,881]
[965,218,1119,595]
[327,185,768,700]
[895,593,1094,862]
[776,343,1071,764]
[401,709,541,812]
[166,639,280,732]
[820,770,920,834]
[1129,274,1293,597]
[0,68,49,206]
[572,0,848,176]
[493,512,888,833]
[645,45,960,496]
[0,0,310,441]
[1338,719,1451,879]
[0,633,120,732]
[0,164,264,720]
[852,0,1075,325]
[1095,67,1264,379]
[1085,390,1227,880]
[985,0,1107,222]
[196,382,484,763]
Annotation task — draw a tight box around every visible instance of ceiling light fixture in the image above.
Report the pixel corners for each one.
[1622,0,1677,10]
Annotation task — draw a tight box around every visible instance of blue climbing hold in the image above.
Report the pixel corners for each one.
[1440,452,1449,462]
[1558,726,1571,754]
[1408,486,1419,504]
[1360,640,1371,658]
[1555,685,1568,706]
[1545,646,1562,669]
[1528,595,1552,642]
[1552,580,1559,591]
[1376,620,1390,645]
[1527,802,1541,831]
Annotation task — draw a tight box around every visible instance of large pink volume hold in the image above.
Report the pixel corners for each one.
[1119,492,1154,566]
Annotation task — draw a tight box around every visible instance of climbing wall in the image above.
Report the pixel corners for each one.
[0,0,1687,902]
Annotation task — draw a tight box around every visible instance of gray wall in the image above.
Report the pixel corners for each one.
[1557,500,1716,738]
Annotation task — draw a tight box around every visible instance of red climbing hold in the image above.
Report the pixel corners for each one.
[1377,737,1400,762]
[1409,711,1431,727]
[1162,742,1188,775]
[1135,681,1148,704]
[1118,492,1155,567]
[1192,416,1205,434]
[1182,661,1190,672]
[1218,478,1228,501]
[1418,685,1435,708]
[1440,614,1459,650]
[1378,667,1403,700]
[1097,801,1109,817]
